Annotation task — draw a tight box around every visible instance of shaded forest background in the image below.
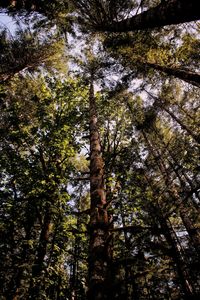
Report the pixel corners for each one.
[0,1,200,299]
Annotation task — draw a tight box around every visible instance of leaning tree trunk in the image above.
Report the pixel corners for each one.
[88,75,112,300]
[144,62,200,88]
[100,0,200,32]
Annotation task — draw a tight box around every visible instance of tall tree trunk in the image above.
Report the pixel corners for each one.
[144,62,200,88]
[100,0,200,32]
[88,76,112,300]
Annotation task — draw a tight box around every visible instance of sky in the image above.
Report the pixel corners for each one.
[0,13,17,33]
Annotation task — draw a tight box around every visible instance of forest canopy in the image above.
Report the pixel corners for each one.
[0,1,200,299]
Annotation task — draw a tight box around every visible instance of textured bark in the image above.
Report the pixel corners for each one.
[88,76,112,300]
[102,0,200,32]
[89,79,106,212]
[144,62,200,88]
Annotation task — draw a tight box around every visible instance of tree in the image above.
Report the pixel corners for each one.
[0,75,88,299]
[88,72,112,300]
[0,1,200,299]
[103,29,200,88]
[73,0,200,32]
[1,1,200,33]
[0,27,67,83]
[141,62,200,88]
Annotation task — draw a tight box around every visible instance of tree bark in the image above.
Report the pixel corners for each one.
[101,0,200,32]
[1,1,200,31]
[88,75,112,300]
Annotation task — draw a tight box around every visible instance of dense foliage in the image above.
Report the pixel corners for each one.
[0,1,199,299]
